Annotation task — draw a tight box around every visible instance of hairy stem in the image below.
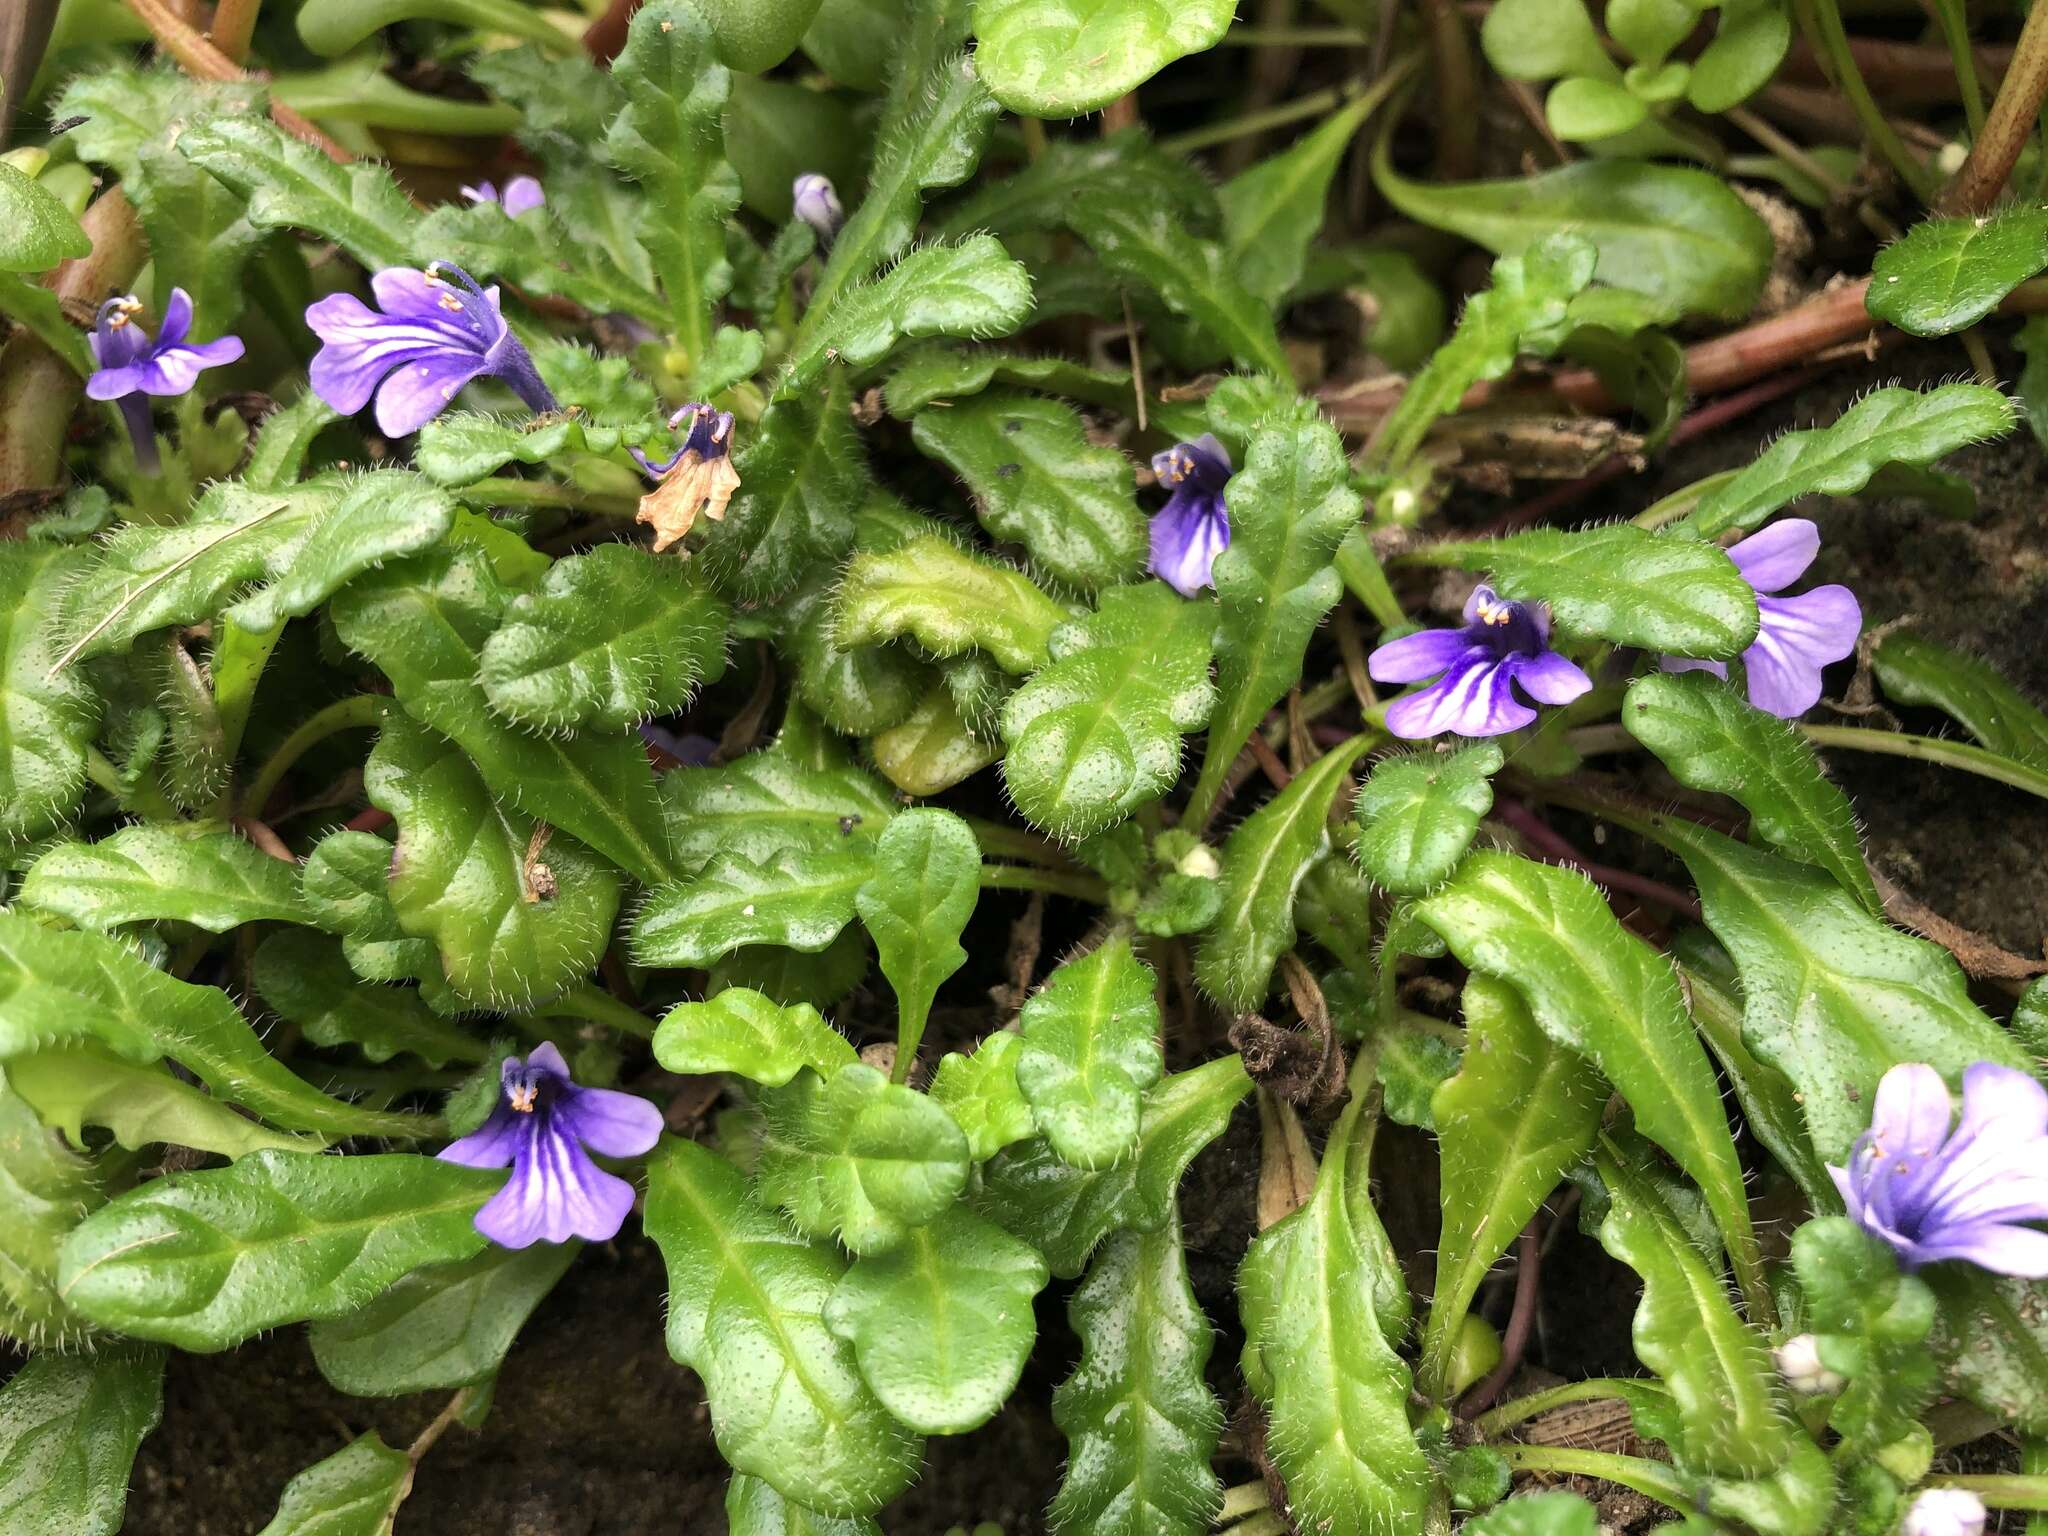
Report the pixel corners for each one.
[1475,1377,1656,1437]
[208,0,263,62]
[1799,725,2048,801]
[539,982,656,1040]
[978,864,1111,904]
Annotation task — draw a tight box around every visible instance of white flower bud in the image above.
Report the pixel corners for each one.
[1902,1488,1986,1536]
[1177,844,1221,880]
[792,173,844,242]
[1771,1334,1846,1396]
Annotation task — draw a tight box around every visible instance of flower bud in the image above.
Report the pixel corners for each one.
[792,173,844,242]
[1771,1333,1846,1396]
[1902,1488,1986,1536]
[1177,844,1221,880]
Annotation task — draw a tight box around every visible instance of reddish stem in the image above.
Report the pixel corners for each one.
[1460,1223,1541,1416]
[345,807,394,834]
[1495,799,1705,922]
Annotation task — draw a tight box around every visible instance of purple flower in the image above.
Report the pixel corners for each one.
[1148,434,1232,597]
[791,173,843,242]
[1831,1061,2048,1278]
[85,289,244,474]
[306,262,558,437]
[1368,584,1593,739]
[1903,1489,1986,1536]
[631,402,741,553]
[460,175,545,216]
[1662,518,1861,718]
[439,1042,663,1248]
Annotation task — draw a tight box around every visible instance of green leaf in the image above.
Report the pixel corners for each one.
[1411,853,1765,1312]
[883,343,1133,416]
[697,382,869,602]
[252,1435,408,1536]
[1189,419,1361,822]
[1684,383,2015,538]
[478,544,728,732]
[910,392,1145,589]
[0,914,425,1141]
[603,2,740,358]
[413,413,661,487]
[57,65,263,184]
[0,1349,165,1536]
[658,718,897,874]
[308,1242,579,1397]
[1480,0,1617,82]
[801,0,906,89]
[253,931,487,1069]
[0,1080,109,1345]
[299,830,448,995]
[331,547,675,886]
[7,1044,317,1161]
[756,1062,971,1253]
[646,1137,923,1514]
[1067,196,1288,376]
[1417,975,1603,1398]
[632,843,873,968]
[1460,1492,1600,1536]
[838,534,1067,674]
[1238,1079,1432,1534]
[0,163,90,273]
[871,683,1003,794]
[976,1054,1252,1276]
[936,130,1219,242]
[1016,937,1165,1170]
[179,115,419,272]
[824,1203,1047,1433]
[0,272,91,377]
[1688,0,1790,110]
[855,808,980,1068]
[654,988,858,1086]
[1196,737,1372,1011]
[1595,1142,1796,1475]
[1220,93,1380,307]
[928,1031,1036,1162]
[1375,154,1771,321]
[726,1475,881,1536]
[1000,584,1215,841]
[365,716,623,1011]
[1791,1216,1937,1456]
[974,0,1233,116]
[1353,743,1503,896]
[1868,208,2048,336]
[410,201,666,327]
[1424,524,1757,658]
[0,546,100,840]
[1873,629,2048,767]
[1623,672,1879,910]
[1924,1269,2048,1437]
[777,568,929,738]
[1048,1212,1222,1536]
[130,140,265,340]
[19,824,304,932]
[57,1150,496,1351]
[1643,817,2026,1164]
[1545,76,1647,140]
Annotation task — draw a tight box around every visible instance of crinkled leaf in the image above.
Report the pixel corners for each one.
[884,343,1133,416]
[1868,208,2048,336]
[0,546,100,840]
[654,988,858,1086]
[929,1032,1036,1162]
[128,140,264,338]
[1016,937,1165,1170]
[250,1433,408,1536]
[253,930,487,1069]
[178,115,419,272]
[413,413,662,487]
[19,824,305,932]
[855,808,980,1067]
[1353,743,1503,896]
[0,1081,110,1345]
[726,1475,881,1536]
[410,201,665,325]
[699,379,869,602]
[1873,629,2048,767]
[0,1349,165,1536]
[872,683,1002,794]
[632,842,874,968]
[838,534,1067,674]
[658,718,897,874]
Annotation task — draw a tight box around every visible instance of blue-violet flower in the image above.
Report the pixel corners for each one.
[1833,1061,2048,1277]
[1902,1489,1986,1536]
[439,1041,663,1248]
[1148,433,1232,597]
[791,173,844,243]
[631,402,740,552]
[1368,584,1593,739]
[307,261,558,437]
[85,289,244,474]
[1662,517,1861,718]
[460,175,545,216]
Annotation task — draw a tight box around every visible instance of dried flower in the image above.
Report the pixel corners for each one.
[631,402,741,553]
[791,173,844,243]
[1368,584,1593,739]
[1147,434,1232,597]
[85,289,244,474]
[460,175,545,216]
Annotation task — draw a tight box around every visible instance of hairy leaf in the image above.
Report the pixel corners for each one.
[414,413,662,486]
[0,1349,165,1536]
[1353,743,1503,896]
[252,931,487,1069]
[928,1032,1037,1162]
[974,0,1233,115]
[1220,93,1381,307]
[658,718,897,873]
[633,842,873,968]
[7,1044,315,1161]
[726,1475,881,1536]
[1791,1216,1937,1456]
[698,380,868,602]
[0,1081,109,1345]
[251,1433,408,1536]
[1868,208,2048,336]
[883,344,1133,416]
[178,116,419,271]
[20,824,305,932]
[855,809,980,1069]
[654,988,858,1086]
[1017,937,1165,1170]
[1872,629,2048,766]
[0,546,99,840]
[838,534,1067,674]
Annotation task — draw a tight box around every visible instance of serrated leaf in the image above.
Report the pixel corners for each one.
[1417,975,1602,1398]
[883,343,1133,416]
[7,1044,316,1161]
[1684,383,2015,538]
[698,378,868,602]
[1645,817,2026,1164]
[855,809,980,1070]
[1353,743,1503,896]
[0,1349,165,1536]
[0,546,100,840]
[976,1054,1252,1276]
[1412,852,1766,1314]
[1197,737,1371,1011]
[1220,93,1381,308]
[1425,524,1758,658]
[130,140,264,340]
[1868,208,2048,336]
[838,534,1066,674]
[756,1062,971,1253]
[364,715,622,1011]
[726,1475,881,1536]
[645,1137,923,1513]
[19,824,303,932]
[824,1203,1047,1433]
[178,115,419,272]
[57,65,262,183]
[1000,583,1214,842]
[1188,419,1361,821]
[308,1242,578,1397]
[632,842,873,968]
[1623,671,1879,910]
[0,1080,109,1345]
[1067,196,1287,376]
[253,930,487,1069]
[57,1150,497,1351]
[479,544,728,732]
[928,1032,1036,1162]
[1238,1075,1432,1535]
[658,718,897,874]
[1873,629,2048,766]
[0,914,424,1141]
[1016,938,1164,1170]
[653,987,858,1086]
[331,547,675,885]
[910,392,1145,589]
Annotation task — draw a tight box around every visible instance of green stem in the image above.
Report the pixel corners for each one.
[1798,724,2048,801]
[961,815,1071,868]
[1335,533,1408,629]
[1923,1474,2048,1510]
[1474,1377,1654,1437]
[1939,0,2048,212]
[1927,0,1987,140]
[239,694,386,817]
[85,747,179,821]
[465,476,639,518]
[1790,0,1938,200]
[538,981,655,1040]
[1492,1445,1690,1507]
[1161,58,1414,155]
[1631,469,1740,530]
[212,617,286,771]
[978,863,1111,904]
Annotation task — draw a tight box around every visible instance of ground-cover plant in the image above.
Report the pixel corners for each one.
[3,0,2048,1532]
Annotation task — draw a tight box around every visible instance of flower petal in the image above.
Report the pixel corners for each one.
[1510,650,1593,706]
[1743,587,1861,718]
[1148,492,1229,597]
[372,349,488,436]
[474,1129,638,1247]
[85,364,149,401]
[156,288,195,350]
[133,336,245,397]
[1367,627,1475,684]
[371,267,499,346]
[1904,1219,2048,1278]
[501,176,546,216]
[556,1086,664,1158]
[1726,518,1820,594]
[1385,654,1536,739]
[438,1103,523,1169]
[524,1040,574,1083]
[1659,655,1730,682]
